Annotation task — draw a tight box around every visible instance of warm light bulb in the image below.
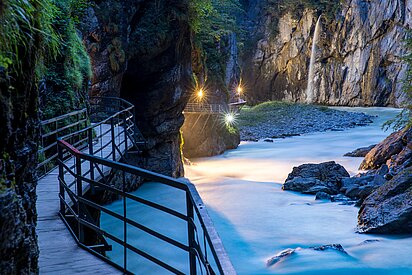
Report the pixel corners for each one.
[197,89,204,98]
[237,86,242,94]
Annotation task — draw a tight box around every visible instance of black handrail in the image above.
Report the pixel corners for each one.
[38,108,88,177]
[55,97,235,274]
[57,139,235,274]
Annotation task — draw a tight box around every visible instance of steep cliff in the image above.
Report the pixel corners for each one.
[81,0,192,177]
[243,0,412,106]
[0,0,52,271]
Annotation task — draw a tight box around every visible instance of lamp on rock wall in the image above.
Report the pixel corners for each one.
[197,88,204,99]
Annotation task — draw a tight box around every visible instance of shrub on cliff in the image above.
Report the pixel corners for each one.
[189,0,244,90]
[40,0,91,119]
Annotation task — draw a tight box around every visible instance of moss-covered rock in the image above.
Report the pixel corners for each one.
[182,113,240,158]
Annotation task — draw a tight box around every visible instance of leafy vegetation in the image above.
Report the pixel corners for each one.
[0,0,59,74]
[264,0,341,38]
[189,0,245,89]
[40,0,91,119]
[0,0,91,119]
[267,0,341,19]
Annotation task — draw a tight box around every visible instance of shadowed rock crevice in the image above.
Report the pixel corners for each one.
[82,0,192,177]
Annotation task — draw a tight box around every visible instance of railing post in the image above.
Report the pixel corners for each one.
[122,171,127,273]
[58,141,65,215]
[88,128,95,192]
[186,192,197,274]
[76,155,85,244]
[111,117,116,161]
[123,114,128,157]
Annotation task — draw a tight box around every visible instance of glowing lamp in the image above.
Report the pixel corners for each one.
[237,86,242,94]
[225,113,235,125]
[197,89,204,99]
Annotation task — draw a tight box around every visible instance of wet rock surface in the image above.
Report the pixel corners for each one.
[315,191,331,200]
[283,125,412,235]
[344,145,376,157]
[182,114,240,158]
[266,248,297,267]
[360,129,408,170]
[239,103,373,141]
[283,161,350,195]
[267,244,348,267]
[358,166,412,234]
[309,244,348,254]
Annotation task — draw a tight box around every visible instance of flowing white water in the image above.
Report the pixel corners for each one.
[102,107,412,274]
[306,16,322,104]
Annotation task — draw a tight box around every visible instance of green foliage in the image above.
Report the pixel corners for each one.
[189,0,245,86]
[0,0,60,74]
[226,124,239,135]
[41,0,91,119]
[264,0,341,38]
[267,0,341,19]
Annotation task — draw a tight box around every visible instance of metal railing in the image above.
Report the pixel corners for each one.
[38,108,88,177]
[38,97,147,178]
[184,101,247,114]
[89,96,146,148]
[57,139,235,275]
[55,97,234,274]
[184,103,229,114]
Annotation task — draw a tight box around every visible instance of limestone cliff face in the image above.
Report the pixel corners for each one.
[81,0,192,177]
[244,0,412,106]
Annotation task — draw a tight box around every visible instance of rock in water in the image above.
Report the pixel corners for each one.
[283,161,350,195]
[315,191,331,200]
[360,130,406,170]
[358,167,412,234]
[340,165,388,201]
[344,145,376,157]
[309,244,348,254]
[266,248,297,267]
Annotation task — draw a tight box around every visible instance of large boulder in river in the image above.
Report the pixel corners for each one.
[360,128,411,170]
[358,167,412,234]
[283,162,350,195]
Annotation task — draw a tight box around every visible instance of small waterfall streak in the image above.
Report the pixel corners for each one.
[306,16,322,104]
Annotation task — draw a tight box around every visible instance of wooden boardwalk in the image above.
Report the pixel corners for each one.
[37,124,129,274]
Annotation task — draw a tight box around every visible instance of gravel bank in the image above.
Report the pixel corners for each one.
[238,102,374,141]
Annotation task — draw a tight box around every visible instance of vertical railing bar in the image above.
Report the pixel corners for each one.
[187,192,196,274]
[124,114,128,157]
[123,169,127,273]
[76,155,85,244]
[111,117,116,161]
[88,128,95,193]
[58,142,65,215]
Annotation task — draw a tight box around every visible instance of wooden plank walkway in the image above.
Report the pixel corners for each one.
[37,124,130,274]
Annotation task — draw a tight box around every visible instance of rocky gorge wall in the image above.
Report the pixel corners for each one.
[81,0,192,177]
[182,114,240,158]
[243,0,412,107]
[0,36,40,275]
